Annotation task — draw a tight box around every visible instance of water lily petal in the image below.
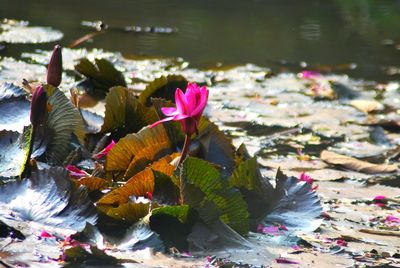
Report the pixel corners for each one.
[191,87,209,117]
[149,116,174,128]
[161,107,178,116]
[175,88,188,115]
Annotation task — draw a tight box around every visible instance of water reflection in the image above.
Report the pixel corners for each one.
[1,0,400,81]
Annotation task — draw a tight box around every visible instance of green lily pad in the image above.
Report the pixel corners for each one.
[138,75,187,106]
[63,245,119,266]
[180,157,249,235]
[0,19,63,44]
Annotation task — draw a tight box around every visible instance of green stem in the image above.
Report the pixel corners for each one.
[178,134,191,204]
[178,134,191,166]
[20,125,36,179]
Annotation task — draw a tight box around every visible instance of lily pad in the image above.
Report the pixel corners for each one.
[0,167,97,231]
[0,130,28,179]
[0,83,30,132]
[0,19,63,44]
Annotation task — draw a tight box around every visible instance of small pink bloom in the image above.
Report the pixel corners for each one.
[65,165,88,177]
[291,245,301,251]
[276,257,300,264]
[279,225,288,231]
[39,231,54,239]
[93,140,116,159]
[299,70,321,79]
[149,83,209,135]
[385,215,400,223]
[146,192,153,200]
[298,172,313,185]
[373,195,387,207]
[336,239,348,247]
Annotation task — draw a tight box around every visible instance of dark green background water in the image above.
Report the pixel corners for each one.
[1,0,400,81]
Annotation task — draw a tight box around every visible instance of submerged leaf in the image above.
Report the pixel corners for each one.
[180,157,249,235]
[0,167,97,231]
[321,150,398,174]
[138,75,187,106]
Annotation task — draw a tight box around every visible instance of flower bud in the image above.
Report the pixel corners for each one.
[46,45,62,87]
[30,86,47,126]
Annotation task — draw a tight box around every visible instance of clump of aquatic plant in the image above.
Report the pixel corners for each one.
[0,47,323,266]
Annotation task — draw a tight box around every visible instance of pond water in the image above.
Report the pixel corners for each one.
[1,0,400,82]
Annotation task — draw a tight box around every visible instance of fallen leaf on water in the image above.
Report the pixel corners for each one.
[320,150,398,174]
[350,100,383,114]
[359,229,400,237]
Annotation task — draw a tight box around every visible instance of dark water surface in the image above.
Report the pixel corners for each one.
[1,0,400,81]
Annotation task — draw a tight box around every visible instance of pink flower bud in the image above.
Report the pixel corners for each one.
[46,45,62,87]
[30,86,47,126]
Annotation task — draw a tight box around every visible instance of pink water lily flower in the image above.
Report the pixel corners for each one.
[150,83,209,135]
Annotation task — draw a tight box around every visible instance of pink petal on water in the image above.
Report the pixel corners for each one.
[276,257,300,264]
[336,239,348,247]
[40,231,54,239]
[386,215,400,223]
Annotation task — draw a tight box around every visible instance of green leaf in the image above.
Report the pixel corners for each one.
[75,58,126,91]
[152,170,180,205]
[63,245,119,266]
[229,157,274,220]
[180,157,249,235]
[98,153,178,207]
[197,120,236,178]
[100,86,157,135]
[138,75,187,106]
[102,202,150,224]
[105,125,173,180]
[150,205,197,250]
[43,85,85,164]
